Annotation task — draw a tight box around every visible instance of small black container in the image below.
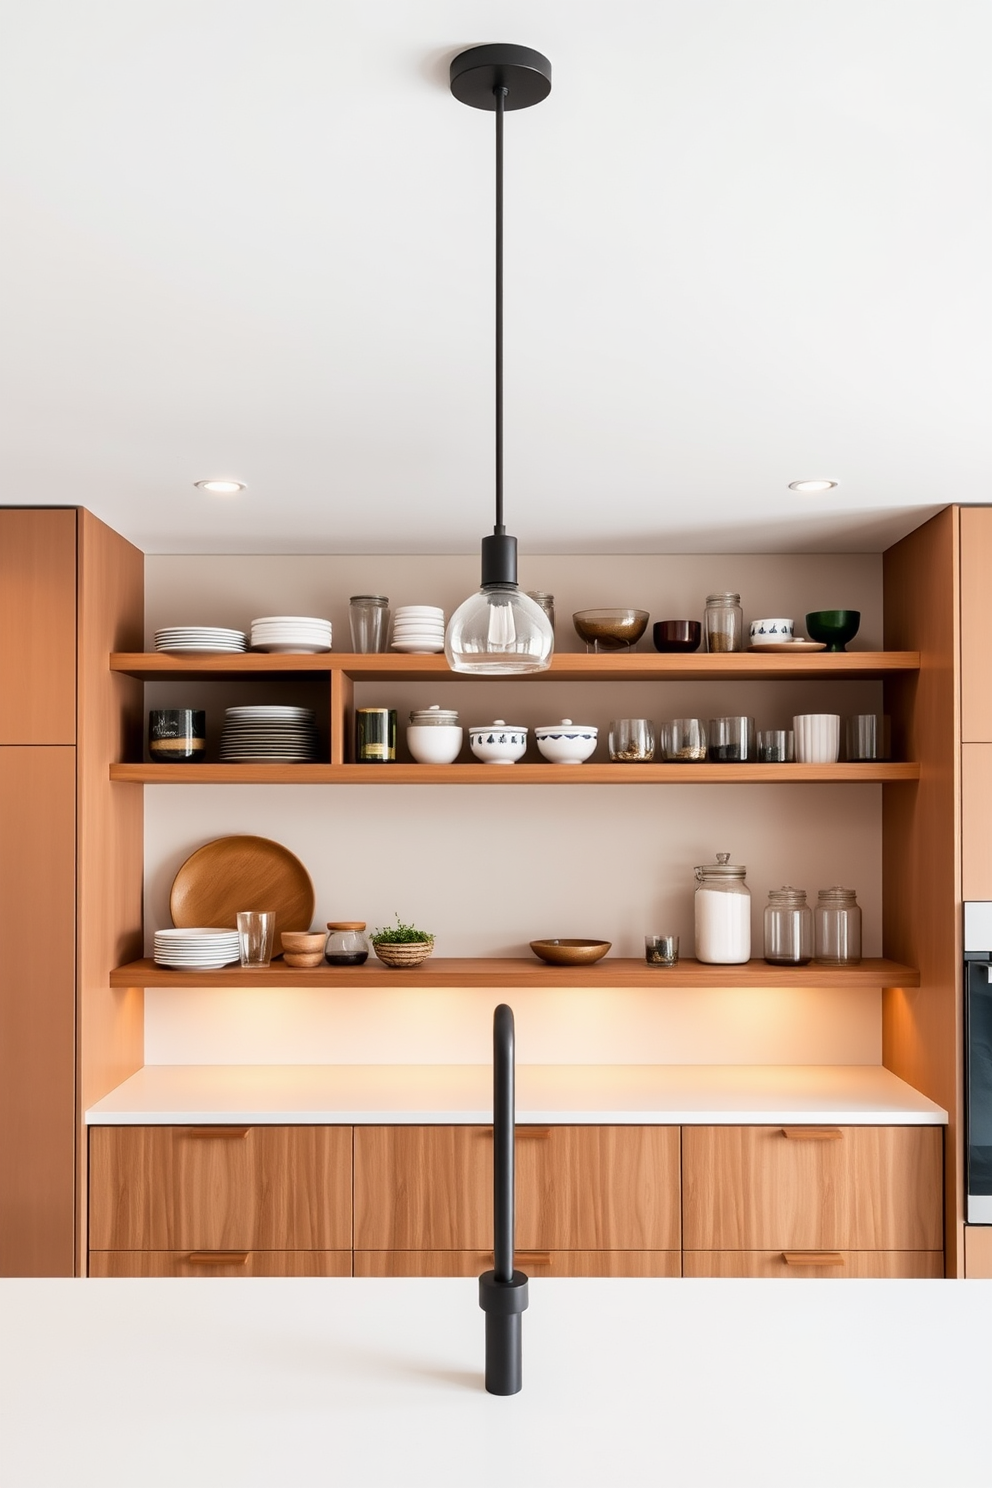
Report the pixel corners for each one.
[653,620,701,653]
[148,709,206,763]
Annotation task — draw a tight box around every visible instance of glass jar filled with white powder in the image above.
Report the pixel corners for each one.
[694,852,751,963]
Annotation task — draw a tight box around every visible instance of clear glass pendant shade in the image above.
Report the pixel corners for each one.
[445,584,553,674]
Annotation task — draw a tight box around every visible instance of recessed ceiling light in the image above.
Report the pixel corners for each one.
[194,478,246,495]
[788,479,838,493]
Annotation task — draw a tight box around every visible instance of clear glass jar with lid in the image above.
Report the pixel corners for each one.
[694,852,751,964]
[325,921,370,966]
[704,593,744,653]
[763,887,813,966]
[814,887,862,965]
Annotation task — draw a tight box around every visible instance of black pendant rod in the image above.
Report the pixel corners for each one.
[494,85,506,536]
[492,1001,514,1282]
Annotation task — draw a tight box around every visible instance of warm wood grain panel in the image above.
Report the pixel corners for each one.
[683,1251,943,1279]
[329,668,353,765]
[683,1126,943,1251]
[0,508,77,743]
[89,1126,352,1250]
[883,506,962,1273]
[109,955,920,989]
[353,1125,680,1251]
[960,507,992,741]
[88,1250,353,1277]
[964,1225,992,1278]
[354,1250,681,1277]
[109,761,921,785]
[0,747,76,1276]
[962,744,992,899]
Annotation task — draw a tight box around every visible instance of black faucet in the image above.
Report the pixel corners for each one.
[478,1003,529,1395]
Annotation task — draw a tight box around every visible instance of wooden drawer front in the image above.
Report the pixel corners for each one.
[89,1126,353,1250]
[353,1125,680,1251]
[89,1250,353,1277]
[684,1251,944,1279]
[682,1126,942,1251]
[354,1250,681,1278]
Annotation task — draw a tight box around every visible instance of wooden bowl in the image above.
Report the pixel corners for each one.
[282,950,325,969]
[280,931,326,953]
[372,940,434,968]
[529,938,612,966]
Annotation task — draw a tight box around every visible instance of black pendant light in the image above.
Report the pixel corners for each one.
[444,44,555,675]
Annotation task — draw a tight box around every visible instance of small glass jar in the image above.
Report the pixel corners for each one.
[148,709,206,763]
[704,592,744,653]
[708,716,756,762]
[325,921,370,966]
[756,729,794,763]
[660,718,707,762]
[694,852,751,964]
[525,592,555,631]
[356,707,396,762]
[763,887,813,966]
[814,886,862,965]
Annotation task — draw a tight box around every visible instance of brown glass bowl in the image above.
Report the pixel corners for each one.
[653,620,702,653]
[572,609,649,651]
[530,938,612,966]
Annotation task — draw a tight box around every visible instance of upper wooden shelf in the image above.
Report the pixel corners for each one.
[111,955,919,989]
[110,761,919,785]
[110,650,920,682]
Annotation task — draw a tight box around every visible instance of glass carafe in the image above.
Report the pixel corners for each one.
[325,921,370,966]
[763,887,813,966]
[694,852,751,964]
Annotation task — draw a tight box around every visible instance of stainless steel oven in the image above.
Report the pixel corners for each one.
[965,902,992,1221]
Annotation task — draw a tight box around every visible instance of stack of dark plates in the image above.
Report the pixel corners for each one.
[219,706,318,762]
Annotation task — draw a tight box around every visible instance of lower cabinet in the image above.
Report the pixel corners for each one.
[683,1251,943,1278]
[354,1251,681,1277]
[89,1250,353,1277]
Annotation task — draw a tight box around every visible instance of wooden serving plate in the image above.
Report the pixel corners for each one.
[169,835,315,944]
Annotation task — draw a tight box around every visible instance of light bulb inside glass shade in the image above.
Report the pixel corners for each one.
[445,584,553,674]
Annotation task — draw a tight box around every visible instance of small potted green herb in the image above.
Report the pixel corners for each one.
[370,915,435,968]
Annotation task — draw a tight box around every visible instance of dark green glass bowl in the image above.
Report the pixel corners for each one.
[805,610,861,652]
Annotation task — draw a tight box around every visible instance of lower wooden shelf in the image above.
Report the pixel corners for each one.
[110,956,920,989]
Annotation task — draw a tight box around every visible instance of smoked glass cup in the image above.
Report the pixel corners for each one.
[645,934,679,967]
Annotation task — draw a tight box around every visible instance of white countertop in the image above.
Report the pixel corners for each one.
[1,1276,987,1488]
[85,1062,948,1124]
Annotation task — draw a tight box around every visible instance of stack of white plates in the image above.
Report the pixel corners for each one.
[220,705,318,762]
[153,927,240,969]
[250,616,332,654]
[154,626,248,655]
[391,605,446,654]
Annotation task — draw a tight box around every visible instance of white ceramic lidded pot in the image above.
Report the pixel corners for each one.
[406,705,463,764]
[469,720,528,765]
[694,852,751,963]
[534,719,598,765]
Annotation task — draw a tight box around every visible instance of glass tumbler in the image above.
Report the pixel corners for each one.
[708,716,756,762]
[757,729,794,763]
[845,714,891,761]
[237,911,275,968]
[349,595,390,653]
[609,718,655,762]
[660,718,707,762]
[814,887,862,965]
[763,887,813,965]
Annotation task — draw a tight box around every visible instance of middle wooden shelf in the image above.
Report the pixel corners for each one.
[111,761,920,785]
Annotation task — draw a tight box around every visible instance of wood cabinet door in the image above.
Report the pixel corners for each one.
[89,1126,353,1250]
[0,508,76,744]
[89,1250,353,1278]
[964,1226,992,1278]
[354,1249,681,1277]
[0,746,76,1276]
[683,1125,943,1251]
[683,1251,944,1279]
[354,1126,491,1249]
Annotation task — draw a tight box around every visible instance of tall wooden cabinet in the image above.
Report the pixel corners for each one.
[0,508,143,1276]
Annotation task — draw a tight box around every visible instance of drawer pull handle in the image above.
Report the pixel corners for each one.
[781,1127,843,1141]
[782,1252,845,1267]
[478,1127,552,1139]
[186,1251,250,1266]
[185,1128,251,1139]
[515,1251,552,1266]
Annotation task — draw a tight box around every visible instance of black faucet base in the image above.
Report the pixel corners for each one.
[479,1269,529,1395]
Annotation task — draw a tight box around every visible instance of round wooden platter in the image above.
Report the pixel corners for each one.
[169,835,315,945]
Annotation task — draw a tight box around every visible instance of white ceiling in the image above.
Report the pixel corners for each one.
[1,1,988,555]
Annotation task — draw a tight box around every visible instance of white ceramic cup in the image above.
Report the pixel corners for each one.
[793,713,840,764]
[749,617,794,642]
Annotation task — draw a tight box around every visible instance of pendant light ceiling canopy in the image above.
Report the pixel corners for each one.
[444,44,555,676]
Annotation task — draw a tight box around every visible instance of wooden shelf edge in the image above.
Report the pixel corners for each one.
[109,762,921,785]
[110,955,920,989]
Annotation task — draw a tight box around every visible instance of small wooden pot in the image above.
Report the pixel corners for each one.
[372,940,434,968]
[282,950,325,969]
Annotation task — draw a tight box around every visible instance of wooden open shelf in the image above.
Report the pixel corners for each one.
[111,650,919,682]
[110,761,920,785]
[111,955,920,989]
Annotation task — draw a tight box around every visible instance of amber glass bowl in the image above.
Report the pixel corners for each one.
[572,609,648,651]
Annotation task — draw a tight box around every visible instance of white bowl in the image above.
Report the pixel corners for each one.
[407,724,464,764]
[469,720,528,765]
[534,719,598,765]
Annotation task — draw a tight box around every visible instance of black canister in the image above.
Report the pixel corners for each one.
[356,707,396,762]
[148,709,206,763]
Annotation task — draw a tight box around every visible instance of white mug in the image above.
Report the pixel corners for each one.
[793,713,840,764]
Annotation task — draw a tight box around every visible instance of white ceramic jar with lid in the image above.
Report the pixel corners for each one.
[534,719,598,764]
[406,705,463,764]
[694,852,751,963]
[469,720,528,764]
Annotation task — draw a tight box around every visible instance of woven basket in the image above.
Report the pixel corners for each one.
[372,940,434,968]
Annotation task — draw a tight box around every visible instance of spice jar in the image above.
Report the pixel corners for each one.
[609,718,655,762]
[660,718,707,762]
[356,707,396,762]
[704,592,744,653]
[525,592,555,631]
[694,852,751,964]
[325,922,370,966]
[814,887,862,965]
[763,887,813,966]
